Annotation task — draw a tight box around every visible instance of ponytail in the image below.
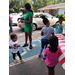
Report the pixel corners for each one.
[41,15,49,25]
[29,9,33,14]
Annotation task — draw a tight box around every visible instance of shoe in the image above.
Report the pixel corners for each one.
[42,58,45,62]
[29,45,33,49]
[14,60,18,63]
[22,44,28,47]
[38,55,41,58]
[38,54,42,58]
[20,59,24,63]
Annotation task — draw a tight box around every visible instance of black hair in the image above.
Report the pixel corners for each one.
[24,3,33,14]
[10,34,17,39]
[41,15,49,25]
[49,36,58,53]
[59,16,63,20]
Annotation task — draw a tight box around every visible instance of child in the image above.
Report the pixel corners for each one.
[52,16,64,34]
[44,36,61,75]
[9,34,24,63]
[38,15,54,61]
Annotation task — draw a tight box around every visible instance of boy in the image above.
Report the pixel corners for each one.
[9,34,24,63]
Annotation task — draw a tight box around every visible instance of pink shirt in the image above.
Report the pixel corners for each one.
[44,47,61,67]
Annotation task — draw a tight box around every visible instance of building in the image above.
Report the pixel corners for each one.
[38,3,65,16]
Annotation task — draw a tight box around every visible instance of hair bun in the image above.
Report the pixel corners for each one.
[41,15,46,19]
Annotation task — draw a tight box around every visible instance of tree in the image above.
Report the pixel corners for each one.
[9,0,20,13]
[9,0,33,13]
[32,0,65,12]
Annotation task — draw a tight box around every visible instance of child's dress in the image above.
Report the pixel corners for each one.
[44,47,61,67]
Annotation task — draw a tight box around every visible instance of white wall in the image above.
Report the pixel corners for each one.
[58,8,65,15]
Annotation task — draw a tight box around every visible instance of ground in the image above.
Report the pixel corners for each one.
[9,26,65,75]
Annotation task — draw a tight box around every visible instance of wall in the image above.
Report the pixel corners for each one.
[40,8,65,16]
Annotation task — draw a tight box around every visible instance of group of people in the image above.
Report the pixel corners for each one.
[9,3,65,75]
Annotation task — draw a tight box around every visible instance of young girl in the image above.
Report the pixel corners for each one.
[52,16,64,34]
[44,36,61,75]
[9,34,24,63]
[38,15,54,61]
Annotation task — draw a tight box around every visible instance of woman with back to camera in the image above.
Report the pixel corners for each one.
[20,3,34,49]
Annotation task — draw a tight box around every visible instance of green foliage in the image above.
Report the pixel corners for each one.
[9,0,65,13]
[56,14,65,21]
[9,0,33,13]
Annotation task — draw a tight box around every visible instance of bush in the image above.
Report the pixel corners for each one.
[56,14,65,21]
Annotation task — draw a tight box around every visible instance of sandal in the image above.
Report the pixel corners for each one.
[29,45,33,49]
[38,54,42,58]
[20,59,24,63]
[22,43,28,47]
[14,60,18,63]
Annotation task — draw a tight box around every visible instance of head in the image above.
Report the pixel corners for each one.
[59,16,63,24]
[49,36,58,53]
[10,34,17,42]
[24,3,33,14]
[41,15,50,25]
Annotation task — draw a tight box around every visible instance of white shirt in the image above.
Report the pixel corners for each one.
[42,27,54,40]
[9,40,19,53]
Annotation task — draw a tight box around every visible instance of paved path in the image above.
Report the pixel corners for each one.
[9,26,65,75]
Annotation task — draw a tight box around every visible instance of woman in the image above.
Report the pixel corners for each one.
[20,3,34,49]
[9,15,13,33]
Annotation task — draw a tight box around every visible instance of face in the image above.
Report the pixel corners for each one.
[12,36,18,42]
[59,19,63,23]
[25,7,28,12]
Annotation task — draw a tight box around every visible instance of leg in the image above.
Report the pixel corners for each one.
[23,32,28,47]
[28,33,32,46]
[51,67,55,75]
[25,32,28,45]
[43,39,49,59]
[47,67,52,75]
[9,20,13,32]
[39,39,44,56]
[12,53,16,60]
[28,33,33,49]
[17,51,22,60]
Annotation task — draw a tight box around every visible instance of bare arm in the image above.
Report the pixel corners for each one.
[52,23,56,27]
[57,24,63,31]
[17,44,20,47]
[20,17,33,24]
[52,32,54,36]
[41,31,43,36]
[9,46,14,49]
[25,17,33,24]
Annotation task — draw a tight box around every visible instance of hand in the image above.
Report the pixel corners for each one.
[17,45,20,47]
[12,47,15,49]
[14,44,17,47]
[20,20,25,23]
[56,23,59,26]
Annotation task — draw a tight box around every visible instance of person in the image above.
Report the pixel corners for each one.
[52,16,64,34]
[20,3,34,49]
[9,34,24,63]
[44,36,61,75]
[38,15,54,61]
[9,15,13,33]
